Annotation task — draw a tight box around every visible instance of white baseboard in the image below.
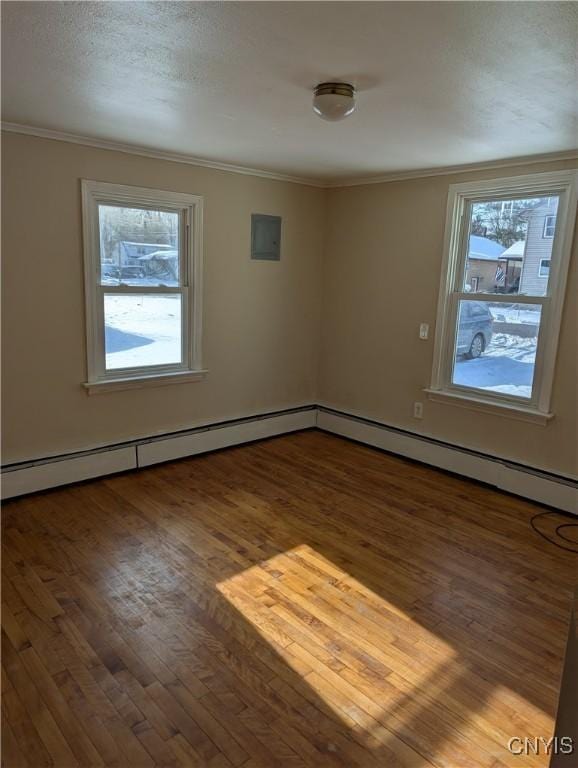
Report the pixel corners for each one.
[1,407,317,500]
[317,408,577,515]
[1,447,137,500]
[496,465,577,515]
[137,409,317,467]
[3,405,575,514]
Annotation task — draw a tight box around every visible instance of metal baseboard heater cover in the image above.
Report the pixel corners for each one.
[316,406,577,516]
[0,406,316,499]
[1,404,576,514]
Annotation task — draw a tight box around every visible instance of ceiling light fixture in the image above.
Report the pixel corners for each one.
[312,82,356,122]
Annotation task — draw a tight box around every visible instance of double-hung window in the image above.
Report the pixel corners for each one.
[82,181,204,392]
[543,215,556,238]
[429,170,577,423]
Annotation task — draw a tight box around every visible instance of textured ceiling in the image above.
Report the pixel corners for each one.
[2,1,577,182]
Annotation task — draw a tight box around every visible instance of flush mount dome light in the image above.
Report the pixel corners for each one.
[313,82,356,121]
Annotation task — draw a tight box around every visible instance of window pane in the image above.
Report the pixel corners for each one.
[452,301,541,400]
[104,294,182,370]
[464,196,559,297]
[99,205,180,287]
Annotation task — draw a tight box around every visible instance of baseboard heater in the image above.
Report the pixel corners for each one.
[316,406,577,516]
[1,404,576,515]
[0,406,317,499]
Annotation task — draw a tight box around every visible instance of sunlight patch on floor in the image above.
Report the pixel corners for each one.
[216,543,553,768]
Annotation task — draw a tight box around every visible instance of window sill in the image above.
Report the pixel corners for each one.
[84,370,208,395]
[424,388,553,425]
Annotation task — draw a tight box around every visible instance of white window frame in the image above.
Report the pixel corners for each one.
[81,181,205,393]
[427,170,577,424]
[538,258,551,278]
[543,214,556,238]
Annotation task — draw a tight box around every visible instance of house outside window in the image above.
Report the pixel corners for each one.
[81,181,205,393]
[428,170,577,423]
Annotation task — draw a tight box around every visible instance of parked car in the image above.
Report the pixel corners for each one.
[100,265,120,285]
[456,302,493,358]
[101,264,146,283]
[120,265,146,280]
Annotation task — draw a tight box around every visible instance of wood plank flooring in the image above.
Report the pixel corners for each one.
[2,430,576,767]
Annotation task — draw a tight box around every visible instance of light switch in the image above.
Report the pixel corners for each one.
[419,323,429,340]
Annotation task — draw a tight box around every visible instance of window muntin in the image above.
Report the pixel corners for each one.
[431,171,577,416]
[82,182,203,386]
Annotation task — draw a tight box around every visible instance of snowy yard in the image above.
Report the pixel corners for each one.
[453,332,537,398]
[104,294,182,369]
[453,302,540,399]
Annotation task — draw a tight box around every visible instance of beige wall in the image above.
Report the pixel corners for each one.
[1,133,325,463]
[319,160,578,477]
[2,133,576,477]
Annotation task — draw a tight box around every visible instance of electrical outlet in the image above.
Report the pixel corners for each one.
[419,323,429,340]
[413,401,423,419]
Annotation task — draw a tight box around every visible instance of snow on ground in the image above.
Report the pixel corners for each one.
[104,294,181,369]
[453,333,537,398]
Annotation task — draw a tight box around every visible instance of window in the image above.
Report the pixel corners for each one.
[429,170,577,421]
[543,215,556,238]
[82,181,204,392]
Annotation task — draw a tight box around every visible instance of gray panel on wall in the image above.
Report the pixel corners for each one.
[251,214,281,260]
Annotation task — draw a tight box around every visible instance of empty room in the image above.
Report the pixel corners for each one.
[1,2,577,766]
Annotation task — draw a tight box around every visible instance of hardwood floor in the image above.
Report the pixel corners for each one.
[2,430,576,768]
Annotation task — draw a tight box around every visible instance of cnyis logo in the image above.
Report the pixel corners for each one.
[507,737,574,756]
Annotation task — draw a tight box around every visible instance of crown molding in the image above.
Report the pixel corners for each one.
[2,121,577,190]
[327,149,578,188]
[0,122,323,188]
